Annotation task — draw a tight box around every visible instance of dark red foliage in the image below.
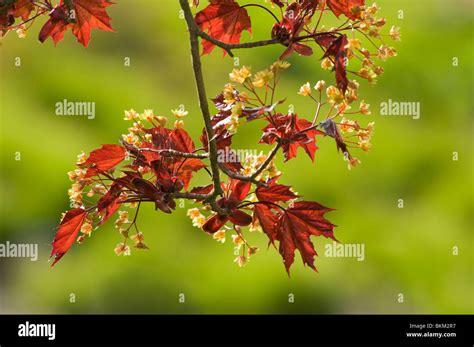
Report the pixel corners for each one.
[260,113,321,162]
[202,179,253,233]
[195,0,251,55]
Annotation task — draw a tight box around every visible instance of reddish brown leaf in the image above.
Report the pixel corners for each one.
[39,0,114,47]
[323,34,349,93]
[202,178,251,233]
[277,201,336,274]
[260,113,320,162]
[228,209,252,226]
[195,0,251,55]
[253,204,279,243]
[97,182,122,225]
[50,208,87,266]
[190,184,214,195]
[256,178,298,204]
[170,128,195,153]
[84,144,126,172]
[327,0,365,20]
[38,5,70,44]
[1,0,35,35]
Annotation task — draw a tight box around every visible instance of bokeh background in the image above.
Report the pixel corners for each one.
[0,0,472,314]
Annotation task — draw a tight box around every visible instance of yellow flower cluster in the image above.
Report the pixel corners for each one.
[187,208,206,228]
[229,66,252,84]
[115,210,130,237]
[241,152,280,181]
[114,242,131,256]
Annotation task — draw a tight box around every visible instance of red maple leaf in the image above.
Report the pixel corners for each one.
[97,181,122,225]
[194,0,251,55]
[256,177,299,204]
[50,208,87,266]
[0,0,35,34]
[326,0,365,20]
[271,1,317,59]
[39,0,114,47]
[82,144,126,177]
[253,203,279,243]
[260,113,320,162]
[279,201,337,273]
[323,34,349,93]
[254,201,336,274]
[202,179,253,233]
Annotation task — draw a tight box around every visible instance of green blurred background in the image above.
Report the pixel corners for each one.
[0,0,472,314]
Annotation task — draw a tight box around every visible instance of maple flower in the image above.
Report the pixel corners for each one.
[326,86,344,104]
[114,243,131,256]
[389,26,401,41]
[118,210,129,221]
[359,101,371,114]
[377,45,397,61]
[241,166,254,176]
[156,116,168,127]
[16,26,27,38]
[357,129,371,141]
[314,80,326,92]
[76,152,88,165]
[248,246,259,256]
[234,255,247,267]
[336,102,351,115]
[213,230,226,243]
[80,222,93,236]
[115,210,130,228]
[172,107,188,119]
[364,3,380,17]
[298,82,312,97]
[358,140,371,152]
[271,60,291,71]
[124,109,139,121]
[122,133,139,145]
[188,208,207,228]
[321,57,334,70]
[347,157,361,170]
[267,162,281,178]
[339,118,356,133]
[226,114,240,135]
[223,83,236,104]
[252,69,274,88]
[345,38,362,51]
[174,119,185,129]
[192,215,206,228]
[141,109,155,122]
[187,208,202,219]
[68,169,86,182]
[366,122,375,134]
[68,183,83,206]
[249,218,262,233]
[229,66,252,84]
[232,234,244,246]
[130,232,145,245]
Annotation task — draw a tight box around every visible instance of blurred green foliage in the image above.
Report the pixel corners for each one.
[0,0,472,314]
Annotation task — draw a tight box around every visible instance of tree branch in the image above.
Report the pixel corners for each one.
[179,0,226,215]
[218,163,262,186]
[139,148,209,159]
[251,142,281,179]
[181,3,281,57]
